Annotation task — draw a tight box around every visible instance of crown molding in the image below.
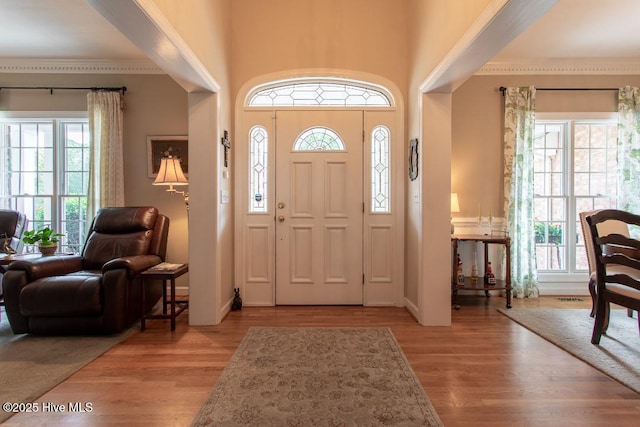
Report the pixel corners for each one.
[476,59,640,75]
[0,58,163,74]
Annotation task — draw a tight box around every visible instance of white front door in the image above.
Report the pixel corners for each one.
[275,111,363,304]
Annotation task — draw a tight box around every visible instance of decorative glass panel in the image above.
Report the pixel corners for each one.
[293,127,345,151]
[371,126,390,213]
[249,126,268,212]
[249,82,391,107]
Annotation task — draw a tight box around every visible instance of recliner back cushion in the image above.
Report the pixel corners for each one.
[81,207,158,270]
[0,209,27,253]
[83,231,153,270]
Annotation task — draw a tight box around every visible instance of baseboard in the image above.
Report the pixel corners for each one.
[404,298,420,322]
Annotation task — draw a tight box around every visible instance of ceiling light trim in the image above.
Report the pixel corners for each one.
[0,58,163,74]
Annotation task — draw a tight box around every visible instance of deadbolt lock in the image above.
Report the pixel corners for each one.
[278,202,285,209]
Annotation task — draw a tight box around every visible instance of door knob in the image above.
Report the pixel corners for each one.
[278,215,285,222]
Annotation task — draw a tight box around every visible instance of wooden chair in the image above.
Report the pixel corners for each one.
[586,209,640,345]
[579,210,631,317]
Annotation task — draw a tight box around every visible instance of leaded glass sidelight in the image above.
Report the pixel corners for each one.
[293,127,345,151]
[249,82,392,107]
[249,126,268,212]
[371,126,390,213]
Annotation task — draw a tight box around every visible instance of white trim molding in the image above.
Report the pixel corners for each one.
[477,59,640,75]
[0,58,163,74]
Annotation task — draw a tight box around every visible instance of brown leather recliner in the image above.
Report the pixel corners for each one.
[3,206,169,335]
[0,209,29,321]
[0,209,28,255]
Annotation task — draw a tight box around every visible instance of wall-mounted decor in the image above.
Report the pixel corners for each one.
[147,136,188,178]
[408,138,419,181]
[221,130,231,167]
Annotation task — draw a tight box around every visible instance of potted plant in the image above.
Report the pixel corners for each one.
[22,226,64,256]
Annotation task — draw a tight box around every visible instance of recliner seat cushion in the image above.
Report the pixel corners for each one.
[20,274,102,317]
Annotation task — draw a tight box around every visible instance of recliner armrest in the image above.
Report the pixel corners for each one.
[103,254,163,277]
[7,255,83,282]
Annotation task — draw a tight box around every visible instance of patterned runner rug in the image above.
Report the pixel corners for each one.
[192,327,443,426]
[499,308,640,393]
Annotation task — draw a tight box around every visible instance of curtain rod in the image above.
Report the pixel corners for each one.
[499,86,617,95]
[0,86,127,95]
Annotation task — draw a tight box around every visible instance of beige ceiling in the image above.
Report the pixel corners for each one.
[490,0,640,62]
[0,0,638,73]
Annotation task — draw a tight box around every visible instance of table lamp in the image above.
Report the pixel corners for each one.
[451,193,460,234]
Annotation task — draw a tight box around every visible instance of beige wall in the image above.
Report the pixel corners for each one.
[0,73,190,287]
[150,0,236,319]
[405,0,493,313]
[452,74,640,221]
[230,0,409,102]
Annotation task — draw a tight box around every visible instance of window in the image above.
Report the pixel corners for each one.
[249,126,268,213]
[534,114,618,274]
[249,81,391,107]
[0,116,90,254]
[371,126,390,213]
[293,127,345,151]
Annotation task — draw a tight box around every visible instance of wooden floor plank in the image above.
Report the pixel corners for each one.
[5,295,640,426]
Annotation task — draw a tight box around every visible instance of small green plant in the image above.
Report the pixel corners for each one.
[22,226,64,247]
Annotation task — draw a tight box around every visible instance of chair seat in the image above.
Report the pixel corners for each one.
[20,275,102,317]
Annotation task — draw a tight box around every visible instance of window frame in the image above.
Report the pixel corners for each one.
[534,112,618,283]
[0,111,89,254]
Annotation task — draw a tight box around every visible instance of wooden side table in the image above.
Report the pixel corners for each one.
[451,234,511,310]
[140,263,189,331]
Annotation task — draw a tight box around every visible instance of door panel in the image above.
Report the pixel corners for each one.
[275,111,363,304]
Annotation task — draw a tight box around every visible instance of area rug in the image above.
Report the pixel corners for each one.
[192,327,443,426]
[498,308,640,394]
[0,312,136,423]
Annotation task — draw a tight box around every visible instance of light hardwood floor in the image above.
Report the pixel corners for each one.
[4,295,640,426]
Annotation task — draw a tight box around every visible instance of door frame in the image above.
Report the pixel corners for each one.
[234,70,405,307]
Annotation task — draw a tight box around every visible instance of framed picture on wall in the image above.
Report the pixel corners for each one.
[147,136,188,178]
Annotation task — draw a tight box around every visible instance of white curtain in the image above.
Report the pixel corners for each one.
[503,86,538,297]
[617,86,640,216]
[86,91,125,224]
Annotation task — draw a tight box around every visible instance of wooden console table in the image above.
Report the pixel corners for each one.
[451,234,511,310]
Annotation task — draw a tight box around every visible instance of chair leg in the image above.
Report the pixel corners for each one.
[588,278,597,318]
[592,300,608,345]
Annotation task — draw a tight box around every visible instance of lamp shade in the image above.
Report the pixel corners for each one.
[153,156,188,187]
[451,193,460,213]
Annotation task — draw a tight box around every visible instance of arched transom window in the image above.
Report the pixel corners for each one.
[294,127,345,151]
[249,81,392,107]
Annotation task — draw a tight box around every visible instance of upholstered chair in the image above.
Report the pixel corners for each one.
[579,209,631,317]
[3,206,169,335]
[0,209,28,321]
[587,209,640,344]
[0,209,28,255]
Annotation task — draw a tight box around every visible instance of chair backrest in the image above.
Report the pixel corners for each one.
[0,209,28,253]
[580,209,630,275]
[81,206,169,270]
[586,209,640,293]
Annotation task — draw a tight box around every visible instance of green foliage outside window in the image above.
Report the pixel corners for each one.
[534,221,563,244]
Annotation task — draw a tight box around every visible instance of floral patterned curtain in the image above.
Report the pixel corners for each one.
[617,87,640,216]
[87,91,125,225]
[503,87,538,297]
